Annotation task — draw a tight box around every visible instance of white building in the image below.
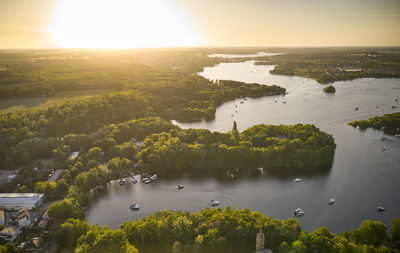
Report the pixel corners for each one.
[16,209,32,228]
[0,193,45,211]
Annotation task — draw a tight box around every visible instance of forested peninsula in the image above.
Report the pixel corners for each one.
[349,112,400,135]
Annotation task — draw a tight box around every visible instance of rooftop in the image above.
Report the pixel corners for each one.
[0,193,43,199]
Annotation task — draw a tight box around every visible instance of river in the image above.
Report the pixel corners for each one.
[86,59,400,233]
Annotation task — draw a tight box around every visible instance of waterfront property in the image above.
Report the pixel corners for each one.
[0,193,45,211]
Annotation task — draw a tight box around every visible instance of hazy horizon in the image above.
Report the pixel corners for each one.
[0,0,399,49]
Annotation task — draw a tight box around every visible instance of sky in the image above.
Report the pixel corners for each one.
[0,0,399,48]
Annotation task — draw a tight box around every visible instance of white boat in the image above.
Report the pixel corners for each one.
[209,200,220,207]
[377,207,385,212]
[150,174,157,181]
[381,146,386,151]
[144,179,151,184]
[129,204,140,210]
[328,199,336,205]
[293,178,301,183]
[294,208,304,217]
[118,179,127,185]
[177,184,184,190]
[132,177,138,184]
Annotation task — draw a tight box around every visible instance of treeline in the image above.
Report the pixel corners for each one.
[138,123,336,172]
[349,112,400,135]
[48,207,400,253]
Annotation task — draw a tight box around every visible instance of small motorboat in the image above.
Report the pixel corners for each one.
[395,98,398,102]
[381,146,386,151]
[376,106,378,109]
[177,184,184,190]
[293,178,301,183]
[294,208,304,217]
[328,199,336,205]
[150,174,157,181]
[283,101,286,104]
[144,179,151,184]
[209,200,220,207]
[355,107,359,111]
[132,177,138,184]
[129,204,140,210]
[240,101,244,104]
[377,207,385,212]
[118,179,127,185]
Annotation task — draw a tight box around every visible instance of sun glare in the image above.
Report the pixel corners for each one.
[51,0,197,48]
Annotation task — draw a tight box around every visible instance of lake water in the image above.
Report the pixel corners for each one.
[86,60,400,233]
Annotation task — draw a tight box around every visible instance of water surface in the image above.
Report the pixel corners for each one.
[86,60,400,233]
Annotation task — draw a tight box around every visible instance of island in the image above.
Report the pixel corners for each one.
[323,85,336,93]
[349,112,400,135]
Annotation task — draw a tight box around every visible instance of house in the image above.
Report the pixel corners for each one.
[0,193,45,211]
[69,151,79,160]
[0,227,21,242]
[16,209,32,228]
[38,208,51,229]
[22,237,42,252]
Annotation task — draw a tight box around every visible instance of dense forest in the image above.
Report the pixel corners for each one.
[255,48,400,83]
[47,207,400,253]
[138,123,336,172]
[0,77,285,169]
[348,112,400,135]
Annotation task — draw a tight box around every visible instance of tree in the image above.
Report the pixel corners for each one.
[48,198,84,221]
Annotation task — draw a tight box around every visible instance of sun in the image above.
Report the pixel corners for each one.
[50,0,197,49]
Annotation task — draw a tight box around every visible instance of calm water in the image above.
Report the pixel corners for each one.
[208,52,281,58]
[86,60,400,233]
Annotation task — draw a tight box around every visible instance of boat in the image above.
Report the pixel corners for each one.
[244,98,247,100]
[118,179,127,185]
[377,207,385,212]
[132,177,138,184]
[392,106,397,109]
[209,200,220,207]
[177,184,184,190]
[355,107,359,110]
[144,179,151,184]
[240,101,244,104]
[150,174,157,181]
[283,101,286,104]
[129,204,140,210]
[294,208,304,217]
[381,146,386,151]
[293,178,301,183]
[328,199,336,205]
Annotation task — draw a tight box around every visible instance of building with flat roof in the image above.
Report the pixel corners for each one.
[0,193,45,211]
